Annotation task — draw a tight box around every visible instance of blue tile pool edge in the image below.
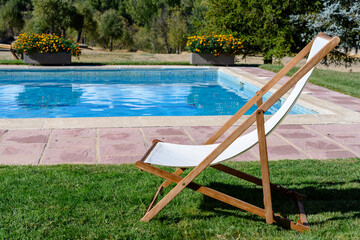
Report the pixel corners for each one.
[217,71,318,115]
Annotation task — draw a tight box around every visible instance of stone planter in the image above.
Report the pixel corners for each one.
[190,53,235,66]
[23,52,71,65]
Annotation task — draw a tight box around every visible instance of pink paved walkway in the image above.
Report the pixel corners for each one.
[0,123,359,165]
[0,67,359,165]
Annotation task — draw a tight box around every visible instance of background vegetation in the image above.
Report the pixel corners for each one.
[0,0,359,64]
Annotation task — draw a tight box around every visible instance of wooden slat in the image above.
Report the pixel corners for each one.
[273,215,310,233]
[10,50,19,60]
[256,93,263,108]
[256,110,273,224]
[162,168,186,188]
[0,44,11,49]
[317,32,333,40]
[139,140,161,162]
[297,200,309,226]
[146,167,186,212]
[146,185,164,213]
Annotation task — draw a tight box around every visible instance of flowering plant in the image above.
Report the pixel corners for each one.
[11,33,81,57]
[186,33,243,56]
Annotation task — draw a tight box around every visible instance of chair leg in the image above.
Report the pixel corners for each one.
[256,110,274,224]
[146,168,186,213]
[140,170,192,222]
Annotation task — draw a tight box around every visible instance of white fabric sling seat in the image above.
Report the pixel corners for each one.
[135,33,340,232]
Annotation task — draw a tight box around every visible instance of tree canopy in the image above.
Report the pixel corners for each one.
[290,1,360,65]
[0,0,358,63]
[0,0,25,37]
[99,9,123,51]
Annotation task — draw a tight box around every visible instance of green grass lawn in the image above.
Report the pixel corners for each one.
[0,59,24,65]
[260,65,360,98]
[0,158,359,239]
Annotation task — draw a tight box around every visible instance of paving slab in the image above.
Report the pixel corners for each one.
[41,148,96,165]
[0,143,45,165]
[1,130,50,143]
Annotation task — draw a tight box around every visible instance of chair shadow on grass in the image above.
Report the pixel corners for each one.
[196,181,360,225]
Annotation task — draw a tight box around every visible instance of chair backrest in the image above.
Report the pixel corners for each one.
[210,34,340,163]
[264,35,333,134]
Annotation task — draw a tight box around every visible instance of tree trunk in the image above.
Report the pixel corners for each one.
[76,28,83,43]
[60,28,66,37]
[164,35,170,53]
[263,58,273,64]
[110,36,113,51]
[263,53,273,64]
[9,27,14,37]
[149,31,156,52]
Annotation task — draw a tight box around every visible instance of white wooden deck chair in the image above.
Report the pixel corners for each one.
[135,33,340,232]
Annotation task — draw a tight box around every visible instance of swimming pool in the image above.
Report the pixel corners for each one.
[0,68,315,118]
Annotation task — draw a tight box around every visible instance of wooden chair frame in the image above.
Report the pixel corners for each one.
[135,33,340,233]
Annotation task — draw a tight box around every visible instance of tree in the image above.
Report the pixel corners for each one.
[203,0,322,63]
[73,1,96,43]
[168,7,187,53]
[32,0,83,36]
[187,0,208,35]
[0,0,25,37]
[151,5,171,53]
[124,0,159,28]
[68,4,84,42]
[290,1,360,66]
[88,0,119,12]
[99,9,123,51]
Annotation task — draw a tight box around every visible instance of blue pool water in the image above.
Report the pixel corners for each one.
[0,68,315,118]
